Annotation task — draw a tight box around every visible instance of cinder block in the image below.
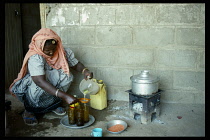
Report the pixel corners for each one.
[116,5,156,25]
[133,27,174,47]
[80,6,115,25]
[64,7,80,25]
[156,49,174,67]
[117,48,154,67]
[156,4,201,25]
[156,49,197,69]
[161,90,195,104]
[76,47,118,66]
[60,27,95,45]
[107,86,130,101]
[200,4,205,25]
[198,50,205,70]
[77,48,154,68]
[132,5,156,25]
[162,89,205,104]
[95,67,133,87]
[60,27,69,44]
[156,70,173,90]
[46,7,66,26]
[173,71,205,91]
[172,50,197,69]
[115,5,133,25]
[176,27,205,46]
[96,26,132,45]
[194,91,205,104]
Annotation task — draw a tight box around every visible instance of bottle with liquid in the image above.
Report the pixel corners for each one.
[68,105,76,125]
[75,102,84,126]
[68,95,78,125]
[83,103,89,123]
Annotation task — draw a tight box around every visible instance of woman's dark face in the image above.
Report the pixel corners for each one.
[43,44,57,57]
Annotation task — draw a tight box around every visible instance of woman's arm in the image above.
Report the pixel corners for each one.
[71,61,86,73]
[71,62,93,80]
[31,75,78,105]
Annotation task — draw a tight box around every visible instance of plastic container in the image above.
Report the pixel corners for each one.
[79,78,99,95]
[90,80,107,110]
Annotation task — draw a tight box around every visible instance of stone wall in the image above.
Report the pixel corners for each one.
[40,3,205,104]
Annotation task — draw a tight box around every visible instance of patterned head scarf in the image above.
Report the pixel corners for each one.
[9,28,70,96]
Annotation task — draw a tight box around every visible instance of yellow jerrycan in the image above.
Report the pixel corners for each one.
[89,79,107,110]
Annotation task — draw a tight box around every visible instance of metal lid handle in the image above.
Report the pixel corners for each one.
[141,70,149,77]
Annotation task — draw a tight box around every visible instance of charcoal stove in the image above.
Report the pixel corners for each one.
[126,89,162,124]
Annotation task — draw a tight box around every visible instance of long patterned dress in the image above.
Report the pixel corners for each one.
[11,48,78,113]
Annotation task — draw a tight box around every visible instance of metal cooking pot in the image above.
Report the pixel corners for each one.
[130,70,159,95]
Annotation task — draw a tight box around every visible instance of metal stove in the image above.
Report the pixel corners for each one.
[126,89,162,124]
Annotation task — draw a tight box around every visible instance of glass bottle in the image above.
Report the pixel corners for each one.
[75,102,84,126]
[83,103,89,123]
[68,95,78,125]
[68,105,76,125]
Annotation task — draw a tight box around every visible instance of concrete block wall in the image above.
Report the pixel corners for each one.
[41,3,205,104]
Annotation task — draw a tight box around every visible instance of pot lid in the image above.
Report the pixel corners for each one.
[130,70,159,84]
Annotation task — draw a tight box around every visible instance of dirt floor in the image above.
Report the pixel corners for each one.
[5,92,205,137]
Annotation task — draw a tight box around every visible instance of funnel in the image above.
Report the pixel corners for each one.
[79,98,91,103]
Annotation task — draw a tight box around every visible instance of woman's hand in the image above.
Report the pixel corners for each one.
[84,69,93,80]
[31,75,79,105]
[61,93,79,105]
[70,62,94,80]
